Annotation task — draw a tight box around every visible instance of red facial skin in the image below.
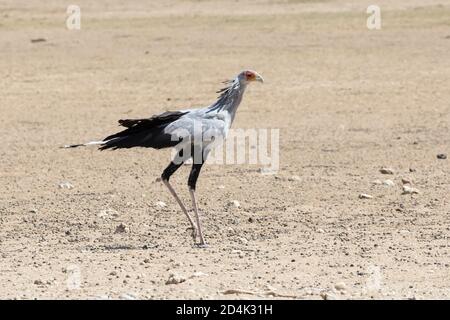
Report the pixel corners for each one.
[244,71,256,81]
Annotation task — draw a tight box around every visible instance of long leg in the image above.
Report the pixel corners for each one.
[188,162,207,247]
[161,161,197,234]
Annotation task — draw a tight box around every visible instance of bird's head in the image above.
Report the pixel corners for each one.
[238,70,264,84]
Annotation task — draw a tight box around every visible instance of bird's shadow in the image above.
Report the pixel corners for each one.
[84,243,159,252]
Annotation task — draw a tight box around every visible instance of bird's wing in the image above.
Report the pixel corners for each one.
[103,110,190,141]
[163,112,228,146]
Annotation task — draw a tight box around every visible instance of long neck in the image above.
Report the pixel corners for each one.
[207,79,247,122]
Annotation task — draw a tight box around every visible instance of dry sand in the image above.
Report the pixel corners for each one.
[0,0,449,299]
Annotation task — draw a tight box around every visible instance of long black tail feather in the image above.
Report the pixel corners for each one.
[98,110,188,150]
[64,110,188,151]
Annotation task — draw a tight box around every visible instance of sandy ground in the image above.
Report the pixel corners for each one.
[0,0,449,300]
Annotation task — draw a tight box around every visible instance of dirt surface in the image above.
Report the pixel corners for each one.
[1,0,449,300]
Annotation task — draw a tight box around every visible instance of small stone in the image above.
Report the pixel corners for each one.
[248,217,254,223]
[359,193,373,199]
[29,209,38,214]
[317,228,325,233]
[372,179,382,185]
[288,175,301,182]
[217,185,225,189]
[114,223,129,234]
[437,154,447,160]
[409,168,416,172]
[383,179,395,187]
[229,200,240,208]
[155,201,167,208]
[165,273,186,285]
[334,282,347,291]
[109,271,118,276]
[34,280,44,285]
[380,168,394,174]
[402,185,420,195]
[401,178,412,185]
[58,181,74,189]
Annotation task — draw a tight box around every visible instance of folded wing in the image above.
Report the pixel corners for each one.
[100,110,189,150]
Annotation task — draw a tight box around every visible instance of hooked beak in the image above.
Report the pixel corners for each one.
[254,73,264,83]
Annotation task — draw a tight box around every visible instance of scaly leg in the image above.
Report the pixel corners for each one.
[188,162,207,247]
[161,161,197,240]
[189,188,207,247]
[163,179,196,231]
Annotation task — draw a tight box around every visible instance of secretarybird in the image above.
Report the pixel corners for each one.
[66,70,264,247]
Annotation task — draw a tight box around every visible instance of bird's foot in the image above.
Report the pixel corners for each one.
[195,242,209,249]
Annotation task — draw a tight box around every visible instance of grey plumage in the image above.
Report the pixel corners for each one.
[66,70,264,247]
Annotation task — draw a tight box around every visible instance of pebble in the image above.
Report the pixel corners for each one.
[58,181,74,189]
[114,223,129,234]
[165,273,187,285]
[372,179,382,185]
[334,282,347,291]
[383,179,395,187]
[380,167,394,174]
[359,193,373,199]
[437,154,447,160]
[229,200,240,208]
[402,185,420,195]
[155,201,167,208]
[317,228,325,233]
[288,175,301,182]
[33,279,44,285]
[401,178,412,185]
